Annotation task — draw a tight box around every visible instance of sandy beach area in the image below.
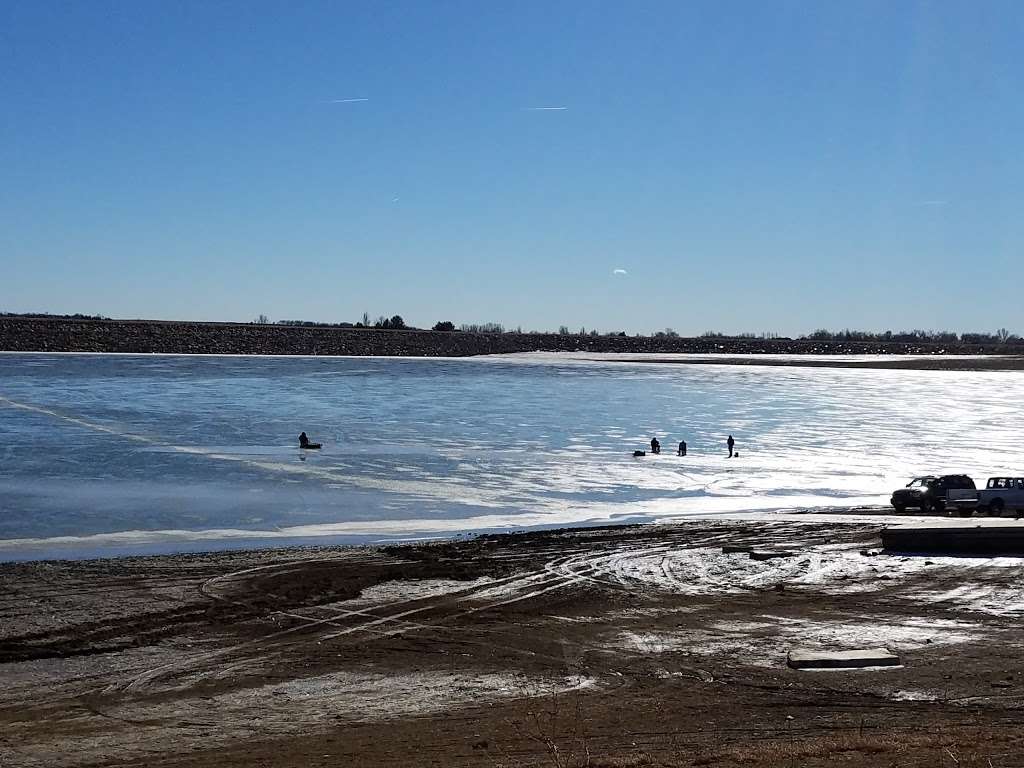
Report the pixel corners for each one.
[4,517,1024,767]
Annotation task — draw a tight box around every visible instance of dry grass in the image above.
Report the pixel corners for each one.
[693,733,898,764]
[691,729,1010,767]
[587,757,656,768]
[498,726,1019,767]
[496,691,1013,768]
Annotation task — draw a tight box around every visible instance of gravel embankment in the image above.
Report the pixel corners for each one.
[3,317,1023,357]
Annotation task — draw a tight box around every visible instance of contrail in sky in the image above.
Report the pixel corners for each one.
[329,98,370,103]
[524,106,567,111]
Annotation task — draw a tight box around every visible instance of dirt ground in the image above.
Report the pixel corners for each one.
[4,519,1024,767]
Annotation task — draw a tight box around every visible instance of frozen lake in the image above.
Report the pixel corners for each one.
[0,352,1021,559]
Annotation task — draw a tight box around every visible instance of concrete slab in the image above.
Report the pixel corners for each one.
[787,648,900,670]
[749,550,795,561]
[883,520,1024,555]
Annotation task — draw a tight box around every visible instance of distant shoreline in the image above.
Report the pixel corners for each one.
[585,354,1024,371]
[3,316,1024,359]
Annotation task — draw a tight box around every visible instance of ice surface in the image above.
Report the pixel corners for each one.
[1,352,1022,558]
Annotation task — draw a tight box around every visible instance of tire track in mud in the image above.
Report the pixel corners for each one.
[0,602,255,663]
[9,523,964,765]
[549,545,673,591]
[0,523,868,672]
[554,523,879,597]
[193,543,723,688]
[115,555,585,694]
[115,563,717,720]
[543,525,792,595]
[115,538,704,696]
[15,524,887,703]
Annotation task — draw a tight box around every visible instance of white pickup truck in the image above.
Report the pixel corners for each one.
[975,477,1024,516]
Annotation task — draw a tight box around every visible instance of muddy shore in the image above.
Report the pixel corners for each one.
[4,520,1024,767]
[4,317,1024,360]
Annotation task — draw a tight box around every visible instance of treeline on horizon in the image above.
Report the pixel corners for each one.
[3,312,1020,344]
[802,328,1021,344]
[2,312,110,321]
[261,315,1024,344]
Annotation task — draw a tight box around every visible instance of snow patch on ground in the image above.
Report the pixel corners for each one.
[890,688,942,701]
[610,615,978,669]
[344,577,497,605]
[603,544,1024,615]
[25,671,596,768]
[225,670,595,720]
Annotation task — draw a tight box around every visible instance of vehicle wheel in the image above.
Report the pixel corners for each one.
[931,500,946,513]
[893,503,906,513]
[991,498,1005,515]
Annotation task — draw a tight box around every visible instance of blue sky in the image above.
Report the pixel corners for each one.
[2,1,1022,335]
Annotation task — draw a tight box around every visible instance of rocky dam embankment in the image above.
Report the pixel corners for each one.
[2,317,1023,358]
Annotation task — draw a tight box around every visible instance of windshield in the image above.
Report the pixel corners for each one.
[906,478,932,488]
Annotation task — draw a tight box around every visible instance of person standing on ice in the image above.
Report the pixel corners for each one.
[727,434,735,458]
[677,440,687,456]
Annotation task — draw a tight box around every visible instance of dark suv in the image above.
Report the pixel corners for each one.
[891,475,976,513]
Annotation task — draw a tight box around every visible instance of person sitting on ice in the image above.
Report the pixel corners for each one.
[650,437,661,454]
